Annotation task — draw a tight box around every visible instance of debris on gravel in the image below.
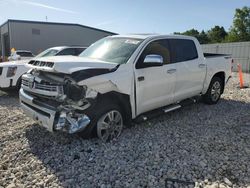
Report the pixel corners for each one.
[0,73,250,188]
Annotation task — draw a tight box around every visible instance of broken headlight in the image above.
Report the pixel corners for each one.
[64,83,87,101]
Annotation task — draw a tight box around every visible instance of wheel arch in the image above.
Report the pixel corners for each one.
[212,71,225,93]
[16,75,23,90]
[96,91,132,126]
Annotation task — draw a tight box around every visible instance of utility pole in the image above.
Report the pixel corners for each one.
[46,16,48,22]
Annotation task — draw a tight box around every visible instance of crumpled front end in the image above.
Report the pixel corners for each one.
[19,70,99,134]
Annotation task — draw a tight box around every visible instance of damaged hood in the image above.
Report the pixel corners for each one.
[26,56,118,74]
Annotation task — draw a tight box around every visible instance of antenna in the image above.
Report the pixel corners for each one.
[46,16,48,22]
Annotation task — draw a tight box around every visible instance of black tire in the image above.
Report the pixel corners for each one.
[78,99,124,140]
[202,77,223,105]
[15,77,22,91]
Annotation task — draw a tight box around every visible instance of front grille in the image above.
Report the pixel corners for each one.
[28,60,54,68]
[22,79,63,93]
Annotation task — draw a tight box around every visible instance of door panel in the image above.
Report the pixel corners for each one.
[134,39,176,115]
[135,64,176,115]
[174,59,206,101]
[168,39,206,101]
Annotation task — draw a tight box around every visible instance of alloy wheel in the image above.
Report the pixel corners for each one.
[97,110,123,142]
[211,81,221,102]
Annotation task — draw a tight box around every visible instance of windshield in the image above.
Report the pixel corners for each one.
[79,37,143,64]
[35,49,59,58]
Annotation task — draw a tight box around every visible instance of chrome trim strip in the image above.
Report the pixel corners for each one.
[21,74,63,97]
[22,84,61,97]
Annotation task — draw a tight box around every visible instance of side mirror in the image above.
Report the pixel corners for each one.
[144,54,163,65]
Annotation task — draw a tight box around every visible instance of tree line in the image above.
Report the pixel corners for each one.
[174,6,250,44]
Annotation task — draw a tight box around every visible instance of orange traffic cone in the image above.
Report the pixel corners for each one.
[237,64,245,89]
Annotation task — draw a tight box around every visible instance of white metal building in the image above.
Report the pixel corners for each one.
[202,42,250,72]
[0,19,116,58]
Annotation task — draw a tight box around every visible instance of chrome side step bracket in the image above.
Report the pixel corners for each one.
[134,97,198,123]
[134,104,182,123]
[163,104,181,113]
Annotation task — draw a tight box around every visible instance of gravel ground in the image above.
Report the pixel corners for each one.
[0,73,250,188]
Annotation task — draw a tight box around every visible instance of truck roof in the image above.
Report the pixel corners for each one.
[110,34,197,41]
[49,46,87,51]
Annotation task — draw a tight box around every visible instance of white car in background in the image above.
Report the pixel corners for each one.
[0,46,86,90]
[8,50,34,61]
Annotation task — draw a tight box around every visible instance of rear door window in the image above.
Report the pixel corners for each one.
[57,48,75,56]
[169,39,198,63]
[75,48,86,56]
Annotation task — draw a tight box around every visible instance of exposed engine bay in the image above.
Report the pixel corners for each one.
[20,67,117,134]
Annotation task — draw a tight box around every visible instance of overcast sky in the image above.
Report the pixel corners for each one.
[0,0,249,34]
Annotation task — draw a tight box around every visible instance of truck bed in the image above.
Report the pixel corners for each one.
[204,53,231,58]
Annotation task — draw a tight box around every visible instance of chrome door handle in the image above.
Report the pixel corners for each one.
[199,64,206,68]
[167,69,176,74]
[137,76,145,82]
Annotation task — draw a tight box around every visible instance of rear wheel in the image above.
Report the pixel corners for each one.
[202,77,223,104]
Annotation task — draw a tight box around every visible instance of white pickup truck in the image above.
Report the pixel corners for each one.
[19,35,232,141]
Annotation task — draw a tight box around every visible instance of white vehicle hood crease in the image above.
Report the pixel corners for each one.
[26,56,118,74]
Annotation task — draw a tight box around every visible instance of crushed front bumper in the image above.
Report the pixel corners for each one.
[19,88,91,133]
[19,88,56,132]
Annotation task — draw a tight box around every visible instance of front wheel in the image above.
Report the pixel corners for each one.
[79,101,124,142]
[97,109,123,142]
[202,77,223,104]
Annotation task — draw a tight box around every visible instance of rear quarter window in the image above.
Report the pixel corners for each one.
[169,39,198,63]
[75,48,86,56]
[57,48,76,56]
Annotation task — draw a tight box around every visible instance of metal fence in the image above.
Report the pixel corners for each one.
[202,42,250,73]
